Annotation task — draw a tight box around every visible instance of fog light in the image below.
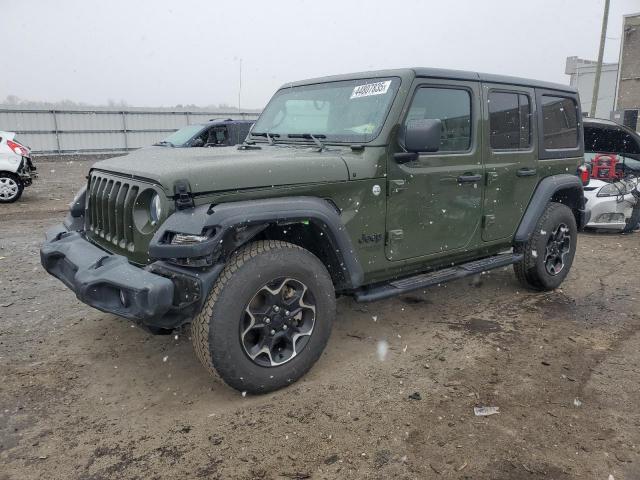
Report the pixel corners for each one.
[596,213,625,223]
[119,289,128,307]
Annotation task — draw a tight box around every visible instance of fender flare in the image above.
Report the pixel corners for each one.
[148,196,364,289]
[514,174,585,243]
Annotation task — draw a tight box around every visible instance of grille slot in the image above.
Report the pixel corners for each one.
[88,173,138,251]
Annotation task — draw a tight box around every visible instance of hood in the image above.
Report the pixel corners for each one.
[92,145,350,195]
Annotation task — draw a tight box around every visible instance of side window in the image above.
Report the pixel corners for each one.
[488,91,531,149]
[405,87,472,152]
[541,95,578,149]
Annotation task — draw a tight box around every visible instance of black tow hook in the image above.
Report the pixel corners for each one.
[93,256,110,269]
[54,231,72,242]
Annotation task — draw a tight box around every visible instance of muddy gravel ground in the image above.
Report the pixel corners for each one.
[1,160,640,479]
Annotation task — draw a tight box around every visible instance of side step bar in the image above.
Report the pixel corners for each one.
[353,253,523,303]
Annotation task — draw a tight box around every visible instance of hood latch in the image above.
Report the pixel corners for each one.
[174,180,195,210]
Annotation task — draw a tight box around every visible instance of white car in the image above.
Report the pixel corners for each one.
[0,131,36,203]
[583,176,640,232]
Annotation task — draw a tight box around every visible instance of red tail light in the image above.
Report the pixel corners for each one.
[7,139,29,157]
[578,165,590,186]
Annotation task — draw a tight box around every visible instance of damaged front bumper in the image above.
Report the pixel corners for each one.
[40,224,222,330]
[17,157,37,186]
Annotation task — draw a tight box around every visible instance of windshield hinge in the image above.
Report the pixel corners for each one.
[174,180,195,210]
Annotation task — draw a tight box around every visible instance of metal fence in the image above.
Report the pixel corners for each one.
[0,107,261,155]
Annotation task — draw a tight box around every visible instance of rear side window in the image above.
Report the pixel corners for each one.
[488,91,531,149]
[541,95,578,149]
[405,87,472,152]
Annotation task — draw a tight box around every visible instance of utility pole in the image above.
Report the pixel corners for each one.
[590,0,610,118]
[238,58,242,113]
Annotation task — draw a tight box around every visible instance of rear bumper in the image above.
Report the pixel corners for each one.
[41,224,175,321]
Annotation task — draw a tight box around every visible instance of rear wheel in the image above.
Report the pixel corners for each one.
[191,240,336,394]
[514,202,577,291]
[0,173,23,203]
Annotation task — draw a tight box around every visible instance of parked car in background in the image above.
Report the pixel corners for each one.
[583,176,640,232]
[582,118,640,232]
[0,131,36,203]
[153,118,254,148]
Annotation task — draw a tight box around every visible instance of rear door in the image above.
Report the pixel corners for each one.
[385,79,483,261]
[481,84,538,241]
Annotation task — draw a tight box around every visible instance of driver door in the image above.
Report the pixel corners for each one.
[385,80,483,261]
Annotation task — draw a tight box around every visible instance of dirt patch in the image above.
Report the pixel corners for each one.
[1,165,639,479]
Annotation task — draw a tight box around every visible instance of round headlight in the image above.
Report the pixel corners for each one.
[597,181,631,197]
[150,193,162,225]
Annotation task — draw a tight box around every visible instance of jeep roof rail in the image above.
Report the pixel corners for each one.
[282,67,577,94]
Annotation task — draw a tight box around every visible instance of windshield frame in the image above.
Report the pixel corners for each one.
[251,76,402,146]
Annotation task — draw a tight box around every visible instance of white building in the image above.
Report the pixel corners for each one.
[565,56,618,119]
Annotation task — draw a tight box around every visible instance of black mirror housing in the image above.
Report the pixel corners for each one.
[400,118,442,153]
[191,138,205,147]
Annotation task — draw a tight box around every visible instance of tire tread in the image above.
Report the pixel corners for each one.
[191,240,304,379]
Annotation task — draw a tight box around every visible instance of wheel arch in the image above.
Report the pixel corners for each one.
[514,174,586,243]
[149,196,364,290]
[0,170,21,179]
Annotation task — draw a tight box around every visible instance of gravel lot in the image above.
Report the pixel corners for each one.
[1,159,640,479]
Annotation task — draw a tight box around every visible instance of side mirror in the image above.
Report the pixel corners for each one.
[399,119,442,153]
[191,138,205,147]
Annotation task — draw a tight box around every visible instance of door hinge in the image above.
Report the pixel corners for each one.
[387,229,404,244]
[486,171,499,186]
[483,214,496,228]
[388,179,406,196]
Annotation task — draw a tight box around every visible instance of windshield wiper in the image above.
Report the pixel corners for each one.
[251,132,280,145]
[287,133,326,151]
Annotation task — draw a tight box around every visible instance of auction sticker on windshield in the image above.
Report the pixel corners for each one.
[350,80,392,99]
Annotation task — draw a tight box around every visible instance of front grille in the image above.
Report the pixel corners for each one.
[87,172,140,252]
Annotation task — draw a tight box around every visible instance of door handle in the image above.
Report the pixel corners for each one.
[457,174,482,183]
[516,168,537,177]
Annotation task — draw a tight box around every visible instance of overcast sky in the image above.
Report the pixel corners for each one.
[2,0,639,109]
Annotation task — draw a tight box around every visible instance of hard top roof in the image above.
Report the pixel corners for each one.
[281,68,576,93]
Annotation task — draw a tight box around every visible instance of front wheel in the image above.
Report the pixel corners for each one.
[514,202,577,291]
[0,173,23,203]
[191,240,336,394]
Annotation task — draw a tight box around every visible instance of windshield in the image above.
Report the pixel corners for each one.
[159,124,205,146]
[252,77,401,143]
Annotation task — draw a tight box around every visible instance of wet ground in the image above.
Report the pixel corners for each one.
[1,160,639,479]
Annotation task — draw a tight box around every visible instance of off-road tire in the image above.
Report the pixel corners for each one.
[0,173,23,203]
[191,240,336,394]
[514,202,577,291]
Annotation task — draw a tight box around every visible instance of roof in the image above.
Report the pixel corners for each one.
[584,117,640,138]
[197,118,255,126]
[282,68,576,93]
[583,117,621,127]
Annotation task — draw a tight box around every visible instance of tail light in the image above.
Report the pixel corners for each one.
[577,165,590,186]
[7,140,29,157]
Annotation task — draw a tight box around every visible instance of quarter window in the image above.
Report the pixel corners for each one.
[489,91,531,149]
[405,87,472,152]
[541,95,578,149]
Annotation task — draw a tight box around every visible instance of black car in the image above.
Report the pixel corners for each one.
[583,117,640,175]
[154,118,254,148]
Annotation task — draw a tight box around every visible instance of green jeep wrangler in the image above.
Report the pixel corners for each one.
[41,68,587,394]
